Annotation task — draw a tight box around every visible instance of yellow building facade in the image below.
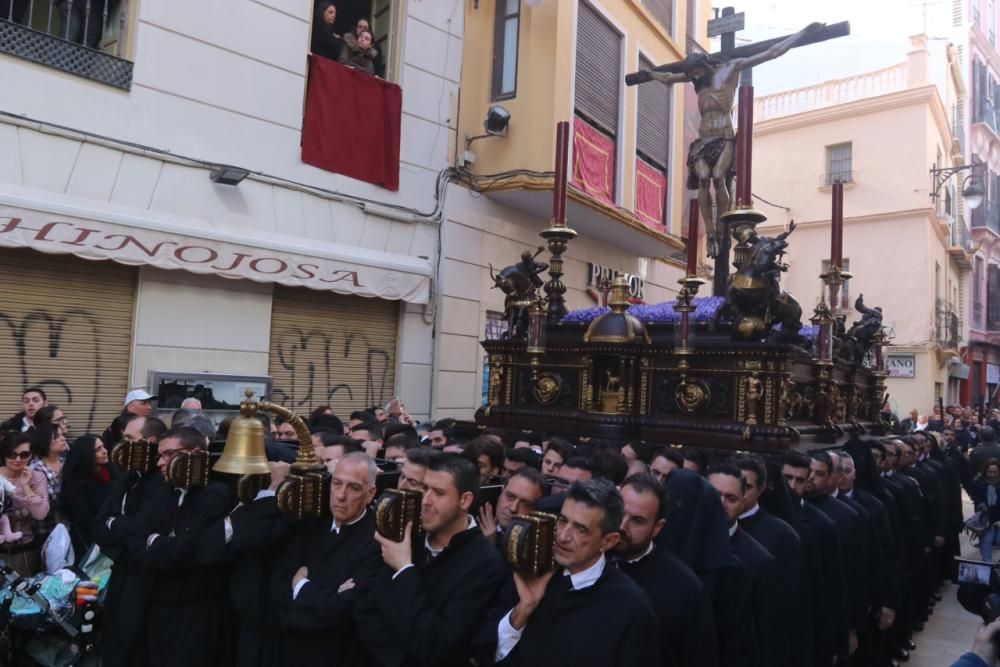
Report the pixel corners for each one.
[752,36,970,416]
[434,0,708,419]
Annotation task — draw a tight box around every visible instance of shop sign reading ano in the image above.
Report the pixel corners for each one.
[887,354,916,379]
[588,263,644,299]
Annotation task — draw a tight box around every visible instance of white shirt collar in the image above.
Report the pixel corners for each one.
[844,489,854,499]
[728,523,738,537]
[424,515,477,558]
[564,553,606,590]
[738,503,760,521]
[331,507,367,534]
[831,488,839,498]
[625,542,655,564]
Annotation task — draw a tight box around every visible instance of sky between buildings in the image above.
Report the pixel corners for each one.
[716,0,956,95]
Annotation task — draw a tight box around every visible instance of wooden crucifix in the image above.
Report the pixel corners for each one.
[626,16,850,275]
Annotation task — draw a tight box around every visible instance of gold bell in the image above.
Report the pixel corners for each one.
[214,391,271,475]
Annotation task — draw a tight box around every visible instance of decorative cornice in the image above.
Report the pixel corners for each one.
[755,85,947,142]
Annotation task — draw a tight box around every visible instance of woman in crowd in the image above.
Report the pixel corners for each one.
[1,433,50,575]
[338,28,377,75]
[29,423,68,547]
[970,457,1000,561]
[62,435,117,558]
[35,404,69,437]
[310,1,343,62]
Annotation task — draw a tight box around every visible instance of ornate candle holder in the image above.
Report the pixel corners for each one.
[526,297,548,379]
[674,273,707,376]
[819,264,853,318]
[540,223,578,323]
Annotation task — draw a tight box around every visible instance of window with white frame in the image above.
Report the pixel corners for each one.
[825,143,853,185]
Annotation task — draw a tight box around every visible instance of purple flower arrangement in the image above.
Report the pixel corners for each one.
[561,297,817,340]
[561,296,725,325]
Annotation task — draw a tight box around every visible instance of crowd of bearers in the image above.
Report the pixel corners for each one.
[0,382,977,666]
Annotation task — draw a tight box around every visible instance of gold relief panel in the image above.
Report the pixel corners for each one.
[533,372,562,406]
[676,379,711,415]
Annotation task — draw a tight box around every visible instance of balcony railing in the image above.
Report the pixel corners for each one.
[951,214,971,248]
[972,202,1000,234]
[936,299,961,350]
[755,63,907,121]
[0,0,132,89]
[954,104,965,152]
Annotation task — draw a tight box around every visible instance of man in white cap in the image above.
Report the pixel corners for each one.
[102,389,157,447]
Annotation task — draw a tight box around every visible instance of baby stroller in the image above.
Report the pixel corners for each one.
[0,540,111,666]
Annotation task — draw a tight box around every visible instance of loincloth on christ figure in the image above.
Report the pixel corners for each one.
[686,137,736,190]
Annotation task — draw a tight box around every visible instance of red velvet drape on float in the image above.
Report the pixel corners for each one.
[635,157,667,230]
[301,55,402,191]
[572,116,616,205]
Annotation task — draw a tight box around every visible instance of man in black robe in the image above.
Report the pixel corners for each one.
[735,455,812,667]
[782,451,851,665]
[880,440,926,661]
[355,453,506,666]
[199,464,294,667]
[271,452,383,667]
[489,478,659,665]
[92,415,169,667]
[841,444,904,667]
[142,427,233,667]
[659,469,759,667]
[478,466,545,549]
[897,437,945,628]
[614,473,719,667]
[807,449,871,660]
[709,464,782,667]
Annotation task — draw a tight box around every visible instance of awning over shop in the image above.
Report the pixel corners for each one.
[0,190,431,304]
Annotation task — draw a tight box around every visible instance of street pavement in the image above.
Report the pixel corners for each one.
[909,496,983,667]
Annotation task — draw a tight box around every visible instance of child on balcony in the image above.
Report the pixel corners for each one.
[339,28,378,76]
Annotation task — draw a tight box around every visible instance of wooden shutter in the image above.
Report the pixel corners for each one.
[575,2,621,135]
[0,248,135,434]
[636,54,670,170]
[989,265,1000,328]
[268,285,399,419]
[643,0,673,34]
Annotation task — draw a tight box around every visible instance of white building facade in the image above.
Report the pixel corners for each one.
[0,0,461,430]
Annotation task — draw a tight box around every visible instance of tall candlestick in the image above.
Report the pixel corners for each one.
[831,181,844,269]
[735,85,755,208]
[553,121,569,227]
[686,198,700,275]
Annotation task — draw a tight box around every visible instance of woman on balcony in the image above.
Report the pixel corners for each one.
[338,28,377,75]
[311,1,343,62]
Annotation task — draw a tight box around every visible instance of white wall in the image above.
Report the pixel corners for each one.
[0,0,461,214]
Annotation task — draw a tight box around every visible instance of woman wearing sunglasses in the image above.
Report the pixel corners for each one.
[0,432,50,575]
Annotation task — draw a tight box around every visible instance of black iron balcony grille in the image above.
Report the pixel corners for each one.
[0,16,132,90]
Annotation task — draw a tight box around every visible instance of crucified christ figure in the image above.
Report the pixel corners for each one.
[647,22,824,258]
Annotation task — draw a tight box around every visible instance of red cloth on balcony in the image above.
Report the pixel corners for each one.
[572,116,616,205]
[302,55,402,191]
[635,157,666,230]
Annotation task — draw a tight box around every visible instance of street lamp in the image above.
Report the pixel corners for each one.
[930,162,986,210]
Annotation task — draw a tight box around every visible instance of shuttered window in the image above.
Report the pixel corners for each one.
[268,286,399,419]
[988,264,1000,330]
[643,0,673,35]
[0,248,135,434]
[636,54,670,170]
[575,2,621,136]
[686,0,697,43]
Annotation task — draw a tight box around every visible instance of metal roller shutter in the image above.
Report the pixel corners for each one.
[0,248,135,434]
[636,54,671,170]
[575,1,621,136]
[268,285,399,419]
[643,0,673,35]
